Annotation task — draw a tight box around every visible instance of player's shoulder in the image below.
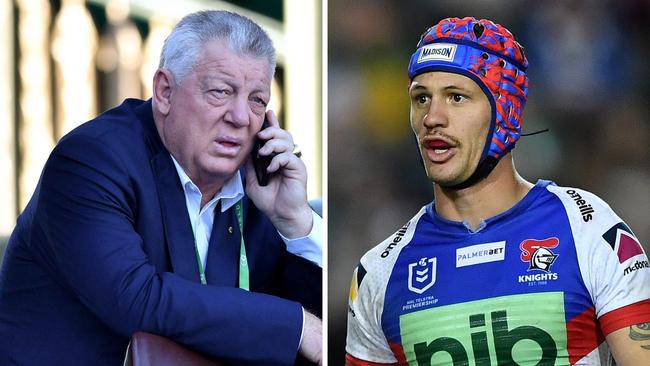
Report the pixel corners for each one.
[349,206,429,313]
[359,206,428,268]
[352,206,428,290]
[543,181,618,225]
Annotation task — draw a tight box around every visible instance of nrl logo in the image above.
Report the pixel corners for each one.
[408,257,437,294]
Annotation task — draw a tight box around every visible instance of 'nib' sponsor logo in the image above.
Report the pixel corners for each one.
[413,310,557,365]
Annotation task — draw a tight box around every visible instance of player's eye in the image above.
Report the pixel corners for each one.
[451,94,468,103]
[415,94,430,105]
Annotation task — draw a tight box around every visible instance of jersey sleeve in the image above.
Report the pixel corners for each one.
[345,264,398,364]
[345,208,427,365]
[550,186,650,336]
[588,213,650,335]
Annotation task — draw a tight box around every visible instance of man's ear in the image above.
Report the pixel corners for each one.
[153,68,174,115]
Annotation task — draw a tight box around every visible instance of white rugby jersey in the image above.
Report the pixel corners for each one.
[346,180,650,365]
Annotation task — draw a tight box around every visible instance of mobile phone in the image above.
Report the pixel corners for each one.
[252,116,273,186]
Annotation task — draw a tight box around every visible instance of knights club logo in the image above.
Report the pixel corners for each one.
[519,237,559,272]
[408,257,437,294]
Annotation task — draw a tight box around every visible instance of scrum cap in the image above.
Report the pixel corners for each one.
[408,17,529,188]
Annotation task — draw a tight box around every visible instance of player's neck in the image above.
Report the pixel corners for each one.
[433,155,533,231]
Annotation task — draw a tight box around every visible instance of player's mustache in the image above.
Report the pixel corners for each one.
[420,131,461,147]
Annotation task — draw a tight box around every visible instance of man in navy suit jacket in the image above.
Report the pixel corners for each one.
[0,10,322,365]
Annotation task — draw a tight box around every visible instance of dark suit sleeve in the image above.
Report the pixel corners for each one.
[36,134,303,365]
[242,200,322,319]
[277,253,322,318]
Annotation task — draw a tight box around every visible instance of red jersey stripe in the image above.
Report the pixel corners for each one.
[345,353,398,366]
[599,299,650,336]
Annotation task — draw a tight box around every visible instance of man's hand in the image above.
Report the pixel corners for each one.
[299,311,322,365]
[245,110,313,239]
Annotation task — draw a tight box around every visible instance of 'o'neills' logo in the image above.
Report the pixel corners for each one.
[519,238,559,272]
[565,189,594,222]
[381,222,410,258]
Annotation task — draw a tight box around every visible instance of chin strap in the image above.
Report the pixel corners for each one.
[437,128,549,190]
[443,156,499,190]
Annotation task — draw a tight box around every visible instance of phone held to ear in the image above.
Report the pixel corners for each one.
[252,116,274,186]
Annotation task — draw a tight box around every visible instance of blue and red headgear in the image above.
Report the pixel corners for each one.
[408,17,529,188]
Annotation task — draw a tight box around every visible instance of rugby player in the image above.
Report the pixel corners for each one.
[345,17,650,366]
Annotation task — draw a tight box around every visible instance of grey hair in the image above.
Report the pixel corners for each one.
[159,10,276,84]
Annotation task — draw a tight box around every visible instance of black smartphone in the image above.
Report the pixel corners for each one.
[252,116,273,186]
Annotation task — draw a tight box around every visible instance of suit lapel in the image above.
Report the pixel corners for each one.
[150,151,201,283]
[135,99,200,282]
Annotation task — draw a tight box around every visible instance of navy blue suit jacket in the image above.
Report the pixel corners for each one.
[0,99,321,365]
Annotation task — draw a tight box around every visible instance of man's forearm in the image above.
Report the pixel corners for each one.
[606,323,650,365]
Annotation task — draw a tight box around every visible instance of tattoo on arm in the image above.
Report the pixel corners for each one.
[628,322,650,350]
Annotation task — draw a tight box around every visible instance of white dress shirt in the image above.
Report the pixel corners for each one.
[170,156,323,271]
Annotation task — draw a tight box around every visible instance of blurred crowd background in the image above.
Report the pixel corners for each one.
[0,0,322,255]
[328,0,650,363]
